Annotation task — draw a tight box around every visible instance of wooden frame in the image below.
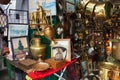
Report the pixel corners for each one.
[8,24,29,40]
[51,39,71,61]
[10,36,30,60]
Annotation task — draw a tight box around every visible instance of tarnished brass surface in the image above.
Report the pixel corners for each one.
[32,62,50,71]
[98,62,118,80]
[112,41,120,61]
[85,1,96,15]
[30,38,46,60]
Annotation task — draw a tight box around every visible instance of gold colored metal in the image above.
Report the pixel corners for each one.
[98,62,118,80]
[80,0,90,9]
[32,62,50,71]
[29,2,56,46]
[85,1,96,15]
[94,2,113,19]
[44,25,56,46]
[30,38,46,60]
[112,40,120,61]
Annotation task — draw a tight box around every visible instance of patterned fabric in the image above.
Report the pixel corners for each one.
[0,14,7,28]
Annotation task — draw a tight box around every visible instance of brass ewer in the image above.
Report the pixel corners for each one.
[30,38,46,60]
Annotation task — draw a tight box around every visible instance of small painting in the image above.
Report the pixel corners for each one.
[11,36,30,60]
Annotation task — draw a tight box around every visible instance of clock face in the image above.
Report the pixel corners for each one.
[0,14,7,28]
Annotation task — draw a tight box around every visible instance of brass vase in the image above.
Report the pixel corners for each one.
[30,38,46,60]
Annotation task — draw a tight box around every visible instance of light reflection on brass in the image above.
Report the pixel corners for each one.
[98,62,118,80]
[29,2,56,46]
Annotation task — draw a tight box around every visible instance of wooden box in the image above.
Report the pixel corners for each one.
[45,58,66,69]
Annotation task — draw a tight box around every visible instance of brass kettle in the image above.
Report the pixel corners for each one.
[30,38,46,60]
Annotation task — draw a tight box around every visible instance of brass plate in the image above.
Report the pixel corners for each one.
[32,62,50,71]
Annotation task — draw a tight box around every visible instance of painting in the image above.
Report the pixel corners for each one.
[11,36,30,60]
[29,0,56,16]
[51,39,71,61]
[8,24,29,40]
[9,9,29,24]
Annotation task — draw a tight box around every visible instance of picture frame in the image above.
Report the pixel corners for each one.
[51,39,71,61]
[10,36,30,60]
[8,24,29,40]
[9,9,29,24]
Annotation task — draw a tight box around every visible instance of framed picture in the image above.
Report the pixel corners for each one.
[10,36,30,60]
[8,24,29,40]
[51,39,71,61]
[9,9,29,24]
[81,61,88,78]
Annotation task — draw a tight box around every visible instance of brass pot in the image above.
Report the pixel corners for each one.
[98,62,118,80]
[30,38,46,60]
[112,39,120,61]
[94,2,113,19]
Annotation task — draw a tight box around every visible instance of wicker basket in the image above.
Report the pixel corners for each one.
[45,58,66,69]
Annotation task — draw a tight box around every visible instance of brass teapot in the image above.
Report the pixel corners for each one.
[30,38,46,60]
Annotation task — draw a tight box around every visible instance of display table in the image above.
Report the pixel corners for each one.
[26,59,76,80]
[6,58,76,80]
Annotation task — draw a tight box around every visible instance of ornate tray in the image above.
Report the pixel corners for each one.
[32,62,50,71]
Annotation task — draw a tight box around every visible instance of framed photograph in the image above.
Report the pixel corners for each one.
[10,36,30,60]
[51,39,71,61]
[9,9,29,24]
[8,24,29,40]
[81,61,88,77]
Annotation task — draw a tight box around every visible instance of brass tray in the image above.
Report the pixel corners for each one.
[19,59,36,67]
[32,62,50,71]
